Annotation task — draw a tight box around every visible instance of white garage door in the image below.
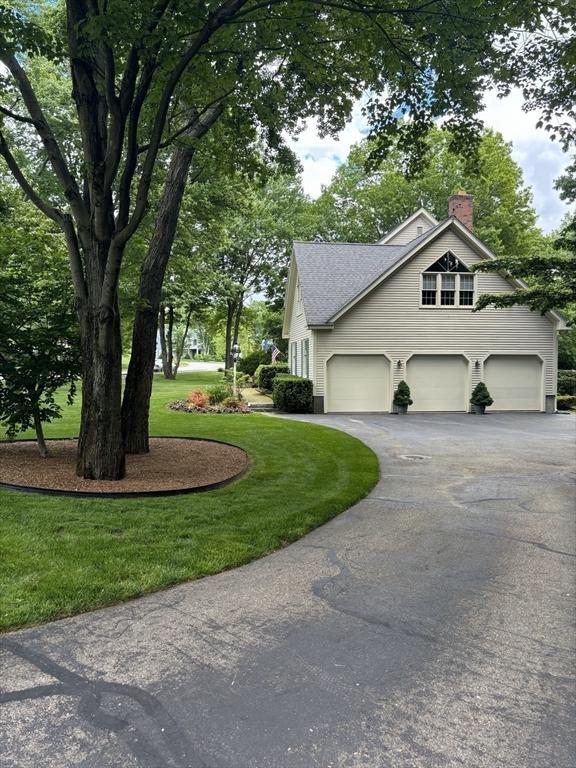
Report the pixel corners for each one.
[407,355,468,411]
[326,355,390,412]
[484,355,542,411]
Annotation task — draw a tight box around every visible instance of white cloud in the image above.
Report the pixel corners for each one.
[479,88,571,233]
[286,101,368,198]
[288,91,572,234]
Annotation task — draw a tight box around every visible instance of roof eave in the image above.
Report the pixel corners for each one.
[281,252,297,338]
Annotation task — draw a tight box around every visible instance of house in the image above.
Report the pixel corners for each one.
[282,193,566,413]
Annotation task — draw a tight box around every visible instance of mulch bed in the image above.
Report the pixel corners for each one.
[0,438,248,495]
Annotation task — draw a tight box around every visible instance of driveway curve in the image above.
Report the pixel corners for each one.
[1,413,575,768]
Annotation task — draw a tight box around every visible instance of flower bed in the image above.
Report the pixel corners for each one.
[169,399,251,414]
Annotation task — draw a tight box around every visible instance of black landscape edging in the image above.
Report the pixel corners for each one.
[0,436,249,499]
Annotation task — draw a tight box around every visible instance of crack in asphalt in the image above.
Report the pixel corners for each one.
[458,528,576,558]
[0,639,208,768]
[310,548,438,643]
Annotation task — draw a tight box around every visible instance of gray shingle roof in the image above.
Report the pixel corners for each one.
[293,222,446,325]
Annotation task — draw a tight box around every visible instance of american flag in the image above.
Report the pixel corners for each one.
[271,346,281,363]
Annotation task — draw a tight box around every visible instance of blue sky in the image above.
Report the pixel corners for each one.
[288,88,572,234]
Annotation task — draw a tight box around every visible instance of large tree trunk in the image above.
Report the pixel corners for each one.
[165,304,175,379]
[76,293,125,480]
[232,291,244,350]
[158,305,175,379]
[121,140,196,454]
[173,305,194,377]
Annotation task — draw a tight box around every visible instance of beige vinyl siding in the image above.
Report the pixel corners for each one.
[313,230,556,409]
[385,213,435,245]
[288,272,313,376]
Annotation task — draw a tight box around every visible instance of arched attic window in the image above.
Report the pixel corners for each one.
[421,251,475,307]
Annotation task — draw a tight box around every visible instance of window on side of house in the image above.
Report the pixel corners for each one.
[302,338,309,378]
[421,251,475,307]
[291,341,298,374]
[459,273,475,305]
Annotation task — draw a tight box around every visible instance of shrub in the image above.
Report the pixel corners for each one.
[237,350,269,376]
[558,370,576,396]
[256,363,290,391]
[222,370,251,388]
[235,373,251,389]
[188,389,209,408]
[272,375,313,413]
[393,380,413,407]
[221,396,243,409]
[207,381,233,404]
[557,395,576,411]
[470,381,494,407]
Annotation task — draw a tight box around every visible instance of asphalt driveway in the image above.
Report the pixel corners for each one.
[1,413,575,768]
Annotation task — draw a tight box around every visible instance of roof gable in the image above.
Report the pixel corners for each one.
[378,207,438,245]
[329,217,566,328]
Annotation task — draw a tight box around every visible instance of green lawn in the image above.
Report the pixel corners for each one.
[0,372,379,631]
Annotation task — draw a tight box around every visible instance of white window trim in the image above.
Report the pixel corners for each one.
[301,338,309,378]
[419,272,476,309]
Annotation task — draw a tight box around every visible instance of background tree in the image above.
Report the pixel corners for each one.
[472,249,576,316]
[0,0,560,478]
[312,128,543,256]
[0,189,80,456]
[472,162,576,348]
[555,160,576,366]
[186,171,313,367]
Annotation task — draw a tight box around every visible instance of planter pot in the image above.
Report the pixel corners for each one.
[471,403,486,414]
[394,404,408,414]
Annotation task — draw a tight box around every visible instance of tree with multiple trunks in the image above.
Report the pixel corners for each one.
[0,0,569,479]
[0,189,80,457]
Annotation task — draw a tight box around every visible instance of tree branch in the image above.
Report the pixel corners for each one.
[0,130,62,225]
[116,0,251,247]
[0,47,89,231]
[61,214,88,302]
[0,104,37,125]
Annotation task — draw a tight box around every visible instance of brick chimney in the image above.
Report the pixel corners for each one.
[448,191,473,230]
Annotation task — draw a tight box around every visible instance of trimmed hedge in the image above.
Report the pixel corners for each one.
[272,375,313,413]
[237,350,270,376]
[557,395,576,411]
[558,370,576,396]
[255,363,289,391]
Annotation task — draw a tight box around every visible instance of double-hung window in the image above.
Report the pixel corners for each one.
[421,252,475,308]
[302,339,309,378]
[291,341,298,374]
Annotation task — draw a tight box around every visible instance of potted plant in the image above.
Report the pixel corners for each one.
[393,380,413,414]
[470,382,494,414]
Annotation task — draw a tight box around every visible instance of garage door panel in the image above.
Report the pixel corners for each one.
[407,355,467,412]
[327,355,390,412]
[484,355,542,411]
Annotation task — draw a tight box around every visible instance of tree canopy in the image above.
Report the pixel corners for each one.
[312,128,543,257]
